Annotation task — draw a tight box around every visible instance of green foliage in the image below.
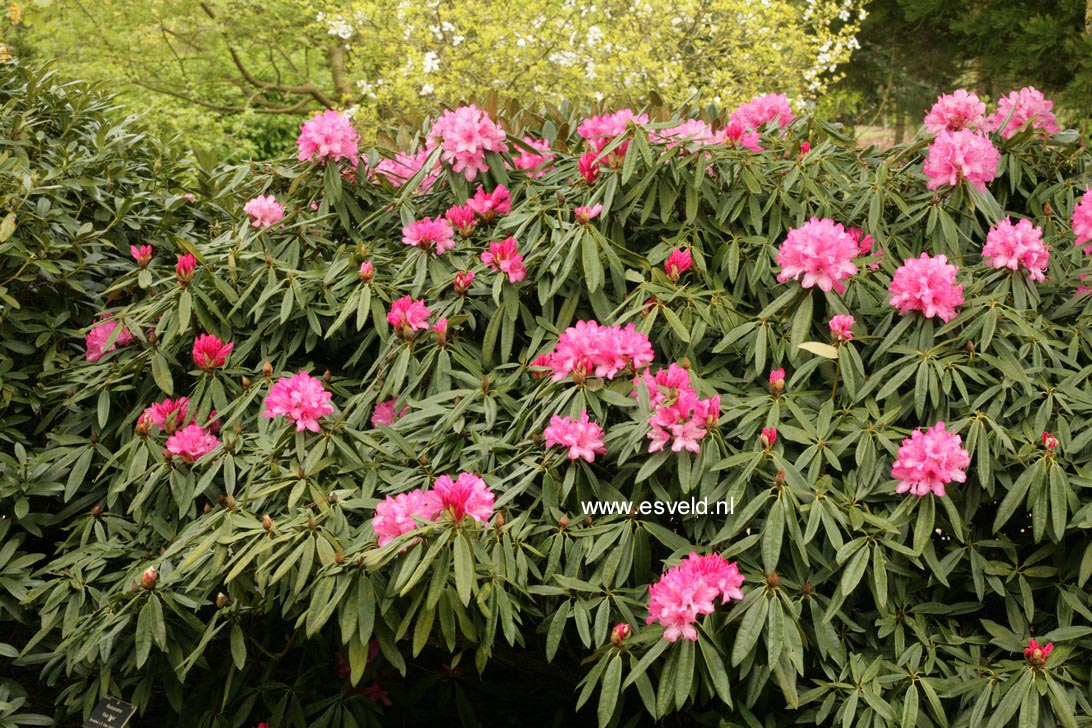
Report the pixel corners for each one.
[4,62,1092,726]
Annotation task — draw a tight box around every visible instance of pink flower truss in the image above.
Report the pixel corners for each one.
[445,204,477,236]
[985,87,1060,139]
[402,217,455,255]
[716,120,763,151]
[130,245,152,267]
[426,473,495,523]
[982,217,1049,282]
[371,490,440,547]
[263,371,335,433]
[192,333,233,371]
[924,90,986,134]
[511,136,555,177]
[891,421,970,497]
[665,248,693,281]
[143,397,190,433]
[729,93,795,130]
[428,105,509,181]
[467,184,511,221]
[543,410,607,462]
[297,109,360,166]
[776,217,859,294]
[85,317,134,362]
[1071,188,1092,252]
[371,398,409,428]
[888,253,965,322]
[541,321,655,382]
[923,130,1000,192]
[387,296,432,332]
[646,553,745,642]
[636,364,720,453]
[371,148,439,191]
[165,423,220,463]
[828,315,855,342]
[480,237,526,283]
[577,109,650,158]
[574,204,602,224]
[578,151,601,184]
[243,195,285,229]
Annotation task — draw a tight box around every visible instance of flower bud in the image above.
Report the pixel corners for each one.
[481,375,490,394]
[91,505,103,518]
[1041,432,1059,451]
[135,414,152,438]
[224,494,237,511]
[610,623,631,646]
[261,514,273,531]
[307,515,318,531]
[801,581,814,596]
[358,260,375,283]
[203,503,212,514]
[323,370,332,386]
[215,592,230,609]
[774,469,786,486]
[140,567,158,590]
[494,511,505,528]
[1023,639,1054,668]
[558,516,570,530]
[262,361,273,379]
[241,375,252,389]
[766,571,780,587]
[584,514,593,527]
[334,552,345,565]
[769,368,785,396]
[760,427,778,450]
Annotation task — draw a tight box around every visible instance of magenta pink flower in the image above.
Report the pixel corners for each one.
[297,109,360,167]
[578,109,649,162]
[467,184,511,221]
[85,317,134,362]
[359,260,375,283]
[729,94,795,130]
[635,364,719,453]
[544,410,607,462]
[924,90,986,134]
[923,130,1000,192]
[760,427,777,449]
[1024,639,1054,668]
[192,333,233,371]
[165,423,220,463]
[445,204,477,236]
[665,248,693,282]
[432,318,448,337]
[244,195,285,229]
[143,397,189,434]
[1041,432,1059,451]
[578,151,601,184]
[982,217,1049,282]
[985,87,1060,139]
[776,217,859,294]
[829,315,855,342]
[453,270,475,294]
[546,320,655,383]
[769,368,785,397]
[387,296,432,334]
[574,204,602,225]
[370,148,439,191]
[263,371,335,433]
[646,552,744,642]
[130,245,153,268]
[402,217,455,255]
[888,253,964,322]
[426,473,494,523]
[428,105,508,181]
[717,120,763,152]
[480,237,526,283]
[798,141,811,156]
[891,421,970,497]
[1072,189,1092,252]
[371,398,409,428]
[176,253,197,284]
[610,623,631,646]
[371,490,439,547]
[511,136,555,177]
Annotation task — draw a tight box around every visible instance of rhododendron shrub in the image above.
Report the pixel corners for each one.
[9,67,1092,728]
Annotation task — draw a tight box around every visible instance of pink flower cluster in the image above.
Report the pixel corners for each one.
[649,119,719,150]
[923,90,986,134]
[1024,639,1054,667]
[445,204,477,236]
[402,217,455,255]
[263,371,335,433]
[665,248,693,281]
[481,237,526,283]
[371,473,495,547]
[467,185,511,221]
[636,364,720,453]
[578,109,649,164]
[985,87,1059,139]
[130,245,153,268]
[297,110,360,167]
[888,253,964,322]
[371,148,439,191]
[534,321,654,383]
[828,315,855,342]
[982,217,1049,281]
[429,105,509,181]
[776,217,859,294]
[244,195,285,229]
[729,93,795,130]
[143,397,190,434]
[718,120,763,152]
[387,296,433,334]
[1071,188,1092,252]
[511,136,555,177]
[371,398,409,428]
[646,553,745,642]
[85,317,134,362]
[166,423,221,463]
[192,333,233,371]
[544,410,607,462]
[890,422,970,497]
[923,130,1000,192]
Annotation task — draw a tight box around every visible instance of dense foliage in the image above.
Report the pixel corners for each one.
[3,62,1092,727]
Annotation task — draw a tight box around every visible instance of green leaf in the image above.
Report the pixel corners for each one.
[454,534,474,606]
[731,596,769,666]
[598,654,622,727]
[798,342,839,359]
[230,623,246,670]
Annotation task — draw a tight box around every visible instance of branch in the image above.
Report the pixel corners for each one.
[133,80,312,114]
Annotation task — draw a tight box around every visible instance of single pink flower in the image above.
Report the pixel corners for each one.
[985,87,1059,138]
[85,317,134,362]
[1072,188,1092,252]
[426,473,494,523]
[888,253,964,322]
[387,296,432,334]
[243,195,285,229]
[176,253,197,284]
[924,90,986,134]
[402,217,455,255]
[891,422,970,497]
[511,136,555,177]
[143,397,190,434]
[466,184,511,222]
[480,237,526,283]
[578,151,601,184]
[453,270,475,294]
[182,193,196,203]
[263,371,335,433]
[445,204,477,236]
[665,248,693,282]
[776,217,859,294]
[729,94,795,130]
[428,105,508,181]
[982,217,1049,282]
[574,204,602,225]
[297,109,360,167]
[165,423,220,463]
[372,489,439,547]
[371,398,409,428]
[130,245,153,268]
[543,410,608,462]
[192,333,233,371]
[646,553,744,642]
[829,315,855,342]
[923,130,1000,192]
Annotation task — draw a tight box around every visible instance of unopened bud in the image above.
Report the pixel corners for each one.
[203,503,212,514]
[147,332,157,345]
[966,340,976,355]
[140,567,158,590]
[558,516,570,530]
[774,469,786,486]
[323,370,332,386]
[224,494,237,511]
[481,375,490,394]
[261,514,273,531]
[610,623,632,646]
[215,592,230,609]
[494,511,505,528]
[308,515,318,531]
[334,552,345,565]
[91,506,103,518]
[262,361,273,379]
[766,571,780,587]
[90,433,99,444]
[801,581,814,595]
[584,514,593,527]
[241,375,252,389]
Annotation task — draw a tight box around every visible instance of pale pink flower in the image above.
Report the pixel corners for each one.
[130,245,152,268]
[467,184,511,221]
[923,130,1000,192]
[511,136,555,177]
[165,423,220,463]
[85,317,134,362]
[544,410,607,462]
[453,270,475,294]
[176,253,197,284]
[371,398,409,428]
[891,421,970,497]
[1071,188,1092,252]
[665,248,693,282]
[371,490,439,547]
[402,217,455,255]
[480,237,526,283]
[429,105,509,181]
[359,261,375,283]
[297,109,360,166]
[371,148,439,191]
[244,195,285,229]
[776,217,859,294]
[635,364,719,453]
[263,371,335,433]
[578,151,601,184]
[387,296,432,333]
[143,397,189,434]
[547,321,655,383]
[192,333,233,371]
[829,315,855,342]
[888,253,965,322]
[574,204,602,225]
[426,473,494,523]
[982,218,1049,281]
[985,87,1060,139]
[445,204,477,236]
[716,120,763,152]
[729,94,795,130]
[182,193,196,203]
[578,109,649,162]
[646,552,744,642]
[924,90,986,134]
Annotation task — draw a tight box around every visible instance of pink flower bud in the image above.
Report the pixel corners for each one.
[578,151,600,184]
[574,204,602,225]
[769,368,785,396]
[760,427,777,449]
[1023,639,1054,667]
[799,141,811,156]
[130,245,153,268]
[192,333,233,371]
[140,567,158,590]
[611,623,632,646]
[359,260,375,283]
[175,253,197,285]
[665,248,693,282]
[433,318,448,344]
[454,270,475,295]
[1041,432,1058,451]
